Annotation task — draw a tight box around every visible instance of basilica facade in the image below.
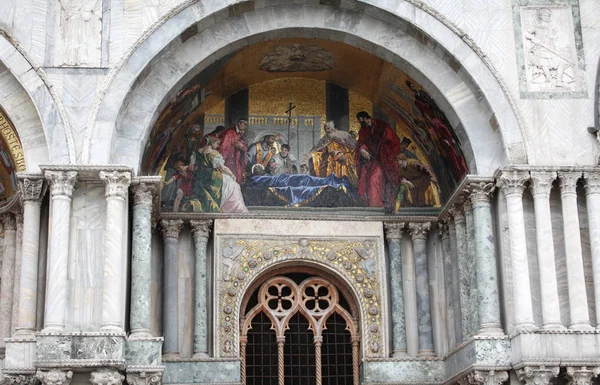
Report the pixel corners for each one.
[0,1,599,385]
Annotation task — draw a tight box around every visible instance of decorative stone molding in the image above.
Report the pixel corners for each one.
[583,172,600,195]
[100,171,132,199]
[190,220,212,239]
[565,366,600,385]
[90,369,125,385]
[468,182,495,206]
[496,171,529,197]
[126,371,163,385]
[529,171,557,197]
[383,222,404,240]
[44,171,78,198]
[461,370,509,385]
[3,374,38,385]
[516,366,559,385]
[17,175,47,202]
[408,222,431,241]
[36,370,73,385]
[160,219,183,239]
[558,171,582,195]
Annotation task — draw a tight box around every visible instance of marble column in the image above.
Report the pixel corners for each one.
[497,171,536,331]
[0,213,17,345]
[191,219,212,358]
[43,170,77,332]
[36,370,73,385]
[409,222,434,357]
[384,222,407,357]
[529,171,563,329]
[517,366,559,385]
[161,219,183,357]
[463,200,479,337]
[90,369,125,385]
[14,175,46,336]
[451,205,471,341]
[99,171,131,332]
[584,172,600,328]
[11,213,23,335]
[469,182,503,335]
[447,217,462,343]
[558,171,591,329]
[439,220,456,349]
[130,181,158,339]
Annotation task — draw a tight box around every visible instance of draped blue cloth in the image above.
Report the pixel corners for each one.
[245,173,357,207]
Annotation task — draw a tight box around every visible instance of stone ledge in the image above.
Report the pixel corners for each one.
[511,333,600,367]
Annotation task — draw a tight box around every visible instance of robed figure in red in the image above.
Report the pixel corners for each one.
[216,118,248,183]
[356,111,402,208]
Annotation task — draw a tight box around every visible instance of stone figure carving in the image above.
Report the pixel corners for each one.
[143,0,176,28]
[259,44,336,72]
[221,239,245,281]
[58,0,101,66]
[522,7,577,91]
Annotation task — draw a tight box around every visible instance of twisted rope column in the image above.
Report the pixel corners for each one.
[314,336,323,385]
[351,336,360,385]
[277,336,285,385]
[240,336,247,385]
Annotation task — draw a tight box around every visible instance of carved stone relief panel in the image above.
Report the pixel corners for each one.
[213,224,389,360]
[513,0,586,98]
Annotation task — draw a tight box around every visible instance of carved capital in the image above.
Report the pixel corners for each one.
[463,198,473,212]
[383,222,404,240]
[36,370,73,385]
[17,175,47,202]
[44,171,78,198]
[408,222,431,241]
[529,171,557,197]
[4,374,38,385]
[516,366,559,385]
[190,219,212,239]
[437,221,449,238]
[565,367,600,385]
[496,171,529,198]
[90,369,125,385]
[125,372,162,385]
[449,206,465,223]
[465,370,509,385]
[132,182,157,206]
[3,212,16,231]
[467,182,496,206]
[558,171,582,195]
[583,172,600,195]
[99,170,132,199]
[160,219,183,239]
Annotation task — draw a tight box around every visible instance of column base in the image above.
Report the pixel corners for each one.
[128,329,153,340]
[417,349,435,358]
[162,352,180,360]
[541,323,566,330]
[514,323,538,332]
[192,352,209,359]
[13,328,36,337]
[569,323,594,331]
[100,325,124,333]
[392,350,409,358]
[477,324,505,336]
[41,325,65,334]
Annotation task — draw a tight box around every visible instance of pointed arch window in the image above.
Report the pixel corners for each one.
[241,276,360,385]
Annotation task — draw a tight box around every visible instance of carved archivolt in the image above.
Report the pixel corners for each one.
[214,237,388,359]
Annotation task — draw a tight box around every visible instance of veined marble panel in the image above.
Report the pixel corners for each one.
[162,360,240,384]
[35,334,125,367]
[362,359,445,384]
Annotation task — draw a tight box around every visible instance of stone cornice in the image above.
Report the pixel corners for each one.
[40,165,132,182]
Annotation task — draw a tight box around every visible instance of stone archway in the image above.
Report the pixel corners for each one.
[86,1,530,175]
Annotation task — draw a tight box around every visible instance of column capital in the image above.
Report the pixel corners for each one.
[132,182,158,206]
[462,370,509,385]
[463,197,473,212]
[496,170,529,197]
[36,370,73,385]
[160,219,183,239]
[437,221,449,237]
[583,171,600,195]
[190,219,212,238]
[529,171,557,197]
[516,366,559,385]
[17,174,47,202]
[99,170,132,199]
[467,182,496,206]
[558,171,582,195]
[409,222,431,241]
[44,170,78,198]
[126,372,163,385]
[565,367,600,385]
[384,222,404,240]
[449,206,465,222]
[90,369,125,385]
[4,374,38,385]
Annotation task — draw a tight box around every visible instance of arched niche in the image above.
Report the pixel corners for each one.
[86,1,529,176]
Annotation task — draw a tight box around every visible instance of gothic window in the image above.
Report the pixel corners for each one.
[241,275,359,385]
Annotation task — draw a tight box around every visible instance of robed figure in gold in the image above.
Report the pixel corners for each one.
[309,121,359,187]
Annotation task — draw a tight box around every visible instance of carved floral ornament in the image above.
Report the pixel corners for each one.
[215,237,387,358]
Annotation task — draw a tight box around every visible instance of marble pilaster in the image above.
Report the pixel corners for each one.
[451,206,469,342]
[43,170,77,332]
[14,175,46,336]
[469,182,503,335]
[516,366,559,385]
[90,369,125,385]
[384,222,407,357]
[409,222,434,357]
[99,170,132,332]
[583,172,600,328]
[190,219,211,358]
[558,171,591,330]
[440,220,456,349]
[447,218,462,343]
[36,370,73,385]
[11,213,23,335]
[161,219,183,357]
[529,171,563,329]
[497,171,536,331]
[463,199,479,337]
[0,213,17,345]
[565,367,600,385]
[130,181,158,339]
